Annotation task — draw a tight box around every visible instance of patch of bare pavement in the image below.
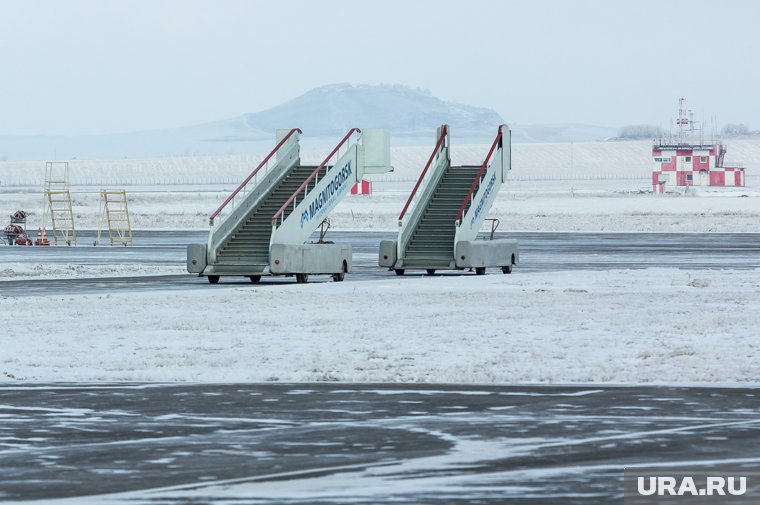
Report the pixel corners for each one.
[1,383,759,504]
[1,232,759,298]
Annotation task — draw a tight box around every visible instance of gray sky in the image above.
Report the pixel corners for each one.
[1,0,758,136]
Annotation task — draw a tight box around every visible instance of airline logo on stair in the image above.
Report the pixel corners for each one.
[300,160,353,228]
[470,172,497,228]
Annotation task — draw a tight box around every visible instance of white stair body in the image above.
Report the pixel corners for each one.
[382,125,517,273]
[191,129,390,281]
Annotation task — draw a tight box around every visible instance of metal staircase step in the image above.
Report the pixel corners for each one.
[399,165,483,266]
[216,163,315,262]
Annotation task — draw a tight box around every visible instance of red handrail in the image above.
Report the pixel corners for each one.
[209,128,301,224]
[398,125,448,221]
[454,125,503,222]
[271,128,361,225]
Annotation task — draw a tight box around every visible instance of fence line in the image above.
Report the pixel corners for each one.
[0,177,243,188]
[368,174,652,183]
[0,173,707,188]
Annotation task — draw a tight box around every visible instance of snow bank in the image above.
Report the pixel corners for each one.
[2,268,758,384]
[3,137,759,186]
[0,263,186,281]
[1,139,759,233]
[2,179,759,233]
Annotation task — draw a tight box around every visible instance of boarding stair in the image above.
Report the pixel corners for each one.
[214,164,315,272]
[190,128,390,283]
[403,166,481,268]
[381,124,517,275]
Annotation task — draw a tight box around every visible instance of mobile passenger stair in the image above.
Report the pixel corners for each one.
[188,128,390,284]
[379,124,518,275]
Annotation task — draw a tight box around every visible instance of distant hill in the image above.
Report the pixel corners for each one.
[238,83,503,138]
[0,83,616,161]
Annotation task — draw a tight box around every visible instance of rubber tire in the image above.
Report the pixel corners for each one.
[426,269,436,276]
[249,275,261,284]
[394,269,405,276]
[296,273,309,284]
[332,272,345,282]
[501,265,513,274]
[475,267,486,276]
[208,275,220,284]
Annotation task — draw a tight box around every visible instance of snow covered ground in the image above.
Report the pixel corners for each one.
[219,179,757,232]
[3,180,759,233]
[1,139,759,385]
[2,268,759,384]
[3,136,760,184]
[0,262,186,282]
[1,138,758,233]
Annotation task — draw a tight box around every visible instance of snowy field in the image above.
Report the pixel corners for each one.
[1,138,759,233]
[0,262,186,282]
[2,268,759,384]
[1,139,759,385]
[3,136,760,184]
[1,181,759,234]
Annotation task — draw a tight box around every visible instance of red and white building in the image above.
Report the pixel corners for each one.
[652,99,746,194]
[652,143,746,193]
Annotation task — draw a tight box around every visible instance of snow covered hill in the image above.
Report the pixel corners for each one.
[240,83,503,139]
[0,84,502,160]
[0,83,620,161]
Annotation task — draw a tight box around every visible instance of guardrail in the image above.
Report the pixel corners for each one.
[455,125,503,222]
[398,125,447,221]
[208,128,301,226]
[271,128,361,227]
[0,173,657,188]
[723,162,745,169]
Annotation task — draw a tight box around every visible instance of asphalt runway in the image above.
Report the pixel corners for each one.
[1,231,759,297]
[1,383,759,504]
[2,235,760,503]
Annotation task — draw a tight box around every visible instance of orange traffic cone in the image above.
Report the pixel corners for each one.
[35,227,50,246]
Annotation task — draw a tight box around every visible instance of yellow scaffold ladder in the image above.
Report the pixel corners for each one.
[43,161,76,246]
[95,189,133,246]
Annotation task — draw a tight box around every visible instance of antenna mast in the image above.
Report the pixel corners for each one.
[676,97,690,144]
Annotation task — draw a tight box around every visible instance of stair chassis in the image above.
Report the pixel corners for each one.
[379,238,518,276]
[188,242,350,284]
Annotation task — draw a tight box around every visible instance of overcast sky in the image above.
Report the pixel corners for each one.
[1,0,758,136]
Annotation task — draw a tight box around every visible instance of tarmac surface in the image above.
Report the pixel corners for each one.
[1,230,759,296]
[2,233,760,502]
[1,383,759,504]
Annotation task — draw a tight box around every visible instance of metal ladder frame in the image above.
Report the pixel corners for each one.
[43,161,76,246]
[95,189,133,246]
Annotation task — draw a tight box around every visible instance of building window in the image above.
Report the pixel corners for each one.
[700,156,707,162]
[687,173,693,180]
[685,156,692,162]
